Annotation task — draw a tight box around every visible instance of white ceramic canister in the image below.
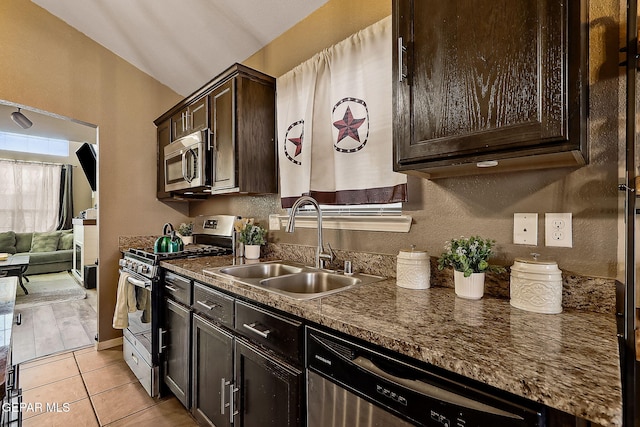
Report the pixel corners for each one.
[396,246,430,289]
[510,255,563,314]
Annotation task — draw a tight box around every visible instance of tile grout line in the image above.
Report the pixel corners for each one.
[73,351,102,426]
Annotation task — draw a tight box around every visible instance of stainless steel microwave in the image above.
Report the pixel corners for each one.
[164,129,209,192]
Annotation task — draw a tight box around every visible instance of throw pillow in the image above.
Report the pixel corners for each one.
[0,231,16,254]
[15,233,33,253]
[58,231,74,250]
[30,232,61,253]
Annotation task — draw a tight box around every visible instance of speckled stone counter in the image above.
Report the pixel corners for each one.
[0,278,18,401]
[160,255,622,427]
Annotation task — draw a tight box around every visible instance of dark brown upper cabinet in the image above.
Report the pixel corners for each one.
[155,64,277,199]
[392,0,588,178]
[171,97,208,141]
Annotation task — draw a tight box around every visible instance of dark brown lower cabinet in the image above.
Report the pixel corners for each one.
[190,313,302,427]
[191,313,233,427]
[164,298,191,408]
[235,338,302,427]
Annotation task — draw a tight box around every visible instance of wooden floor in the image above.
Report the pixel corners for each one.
[19,346,197,426]
[12,285,97,364]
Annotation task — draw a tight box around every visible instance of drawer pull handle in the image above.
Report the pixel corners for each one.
[165,284,179,292]
[15,313,21,326]
[243,322,271,339]
[197,300,219,311]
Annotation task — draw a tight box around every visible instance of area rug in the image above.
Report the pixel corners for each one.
[16,272,87,309]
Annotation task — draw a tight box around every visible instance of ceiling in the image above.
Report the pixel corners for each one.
[31,0,329,97]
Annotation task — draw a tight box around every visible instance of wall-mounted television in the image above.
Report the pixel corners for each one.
[76,143,97,192]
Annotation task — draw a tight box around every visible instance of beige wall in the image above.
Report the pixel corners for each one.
[0,0,623,343]
[0,1,186,343]
[193,0,623,281]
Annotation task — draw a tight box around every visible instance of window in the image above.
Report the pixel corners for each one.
[0,131,69,157]
[281,202,411,233]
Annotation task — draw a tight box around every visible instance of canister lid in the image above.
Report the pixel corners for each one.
[514,253,557,266]
[512,253,561,274]
[398,245,429,260]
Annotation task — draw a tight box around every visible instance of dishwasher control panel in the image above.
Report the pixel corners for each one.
[306,327,546,427]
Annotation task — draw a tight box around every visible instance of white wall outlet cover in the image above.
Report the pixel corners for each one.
[268,214,281,231]
[513,213,538,245]
[545,213,572,248]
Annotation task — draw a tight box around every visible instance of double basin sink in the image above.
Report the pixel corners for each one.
[204,261,384,300]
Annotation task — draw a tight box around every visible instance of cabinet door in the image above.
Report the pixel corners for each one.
[164,298,191,408]
[191,314,233,427]
[171,109,188,141]
[235,339,302,427]
[210,80,236,192]
[190,97,208,133]
[156,119,172,200]
[393,0,586,174]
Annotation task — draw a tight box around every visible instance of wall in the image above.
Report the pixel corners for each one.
[191,0,623,280]
[0,1,185,343]
[0,141,94,219]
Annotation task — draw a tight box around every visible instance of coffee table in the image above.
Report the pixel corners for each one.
[0,255,29,295]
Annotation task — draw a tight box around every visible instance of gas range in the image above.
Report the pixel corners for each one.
[120,215,236,281]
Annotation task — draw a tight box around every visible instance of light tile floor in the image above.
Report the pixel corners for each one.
[18,345,198,426]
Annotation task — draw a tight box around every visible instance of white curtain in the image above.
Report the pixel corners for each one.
[0,159,62,232]
[277,16,407,208]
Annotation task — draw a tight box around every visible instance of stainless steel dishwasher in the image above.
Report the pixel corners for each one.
[306,326,546,427]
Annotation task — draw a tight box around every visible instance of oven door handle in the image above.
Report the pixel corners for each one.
[125,275,151,289]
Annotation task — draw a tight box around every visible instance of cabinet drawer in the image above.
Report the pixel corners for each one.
[235,300,302,363]
[164,272,191,306]
[192,282,234,328]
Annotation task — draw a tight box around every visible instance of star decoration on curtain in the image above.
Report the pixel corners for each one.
[333,106,365,143]
[288,135,303,157]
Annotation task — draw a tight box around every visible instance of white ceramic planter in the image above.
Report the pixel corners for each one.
[181,235,193,245]
[244,245,261,260]
[454,270,485,300]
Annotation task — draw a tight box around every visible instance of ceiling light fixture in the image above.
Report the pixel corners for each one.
[11,108,32,129]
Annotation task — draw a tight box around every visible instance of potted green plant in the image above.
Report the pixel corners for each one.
[234,218,267,259]
[177,222,194,245]
[437,236,504,299]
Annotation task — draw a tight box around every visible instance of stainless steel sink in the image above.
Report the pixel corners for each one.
[206,261,384,300]
[260,272,360,295]
[219,263,303,279]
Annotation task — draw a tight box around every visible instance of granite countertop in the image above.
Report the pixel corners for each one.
[0,278,18,401]
[160,255,622,427]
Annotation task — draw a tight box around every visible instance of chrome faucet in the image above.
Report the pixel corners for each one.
[286,196,335,269]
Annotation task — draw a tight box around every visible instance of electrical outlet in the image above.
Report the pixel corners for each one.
[513,213,538,245]
[545,213,572,248]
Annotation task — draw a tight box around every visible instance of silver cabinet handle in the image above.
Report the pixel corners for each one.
[229,383,239,424]
[398,36,407,82]
[197,300,219,311]
[221,378,230,415]
[242,322,271,339]
[165,284,178,292]
[158,327,166,353]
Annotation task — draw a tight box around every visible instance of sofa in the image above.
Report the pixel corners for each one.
[0,230,74,275]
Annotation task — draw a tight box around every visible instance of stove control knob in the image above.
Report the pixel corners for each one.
[141,265,149,274]
[137,265,144,274]
[118,259,126,267]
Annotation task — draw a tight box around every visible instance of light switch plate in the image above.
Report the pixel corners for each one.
[545,213,572,248]
[513,213,538,245]
[269,214,281,231]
